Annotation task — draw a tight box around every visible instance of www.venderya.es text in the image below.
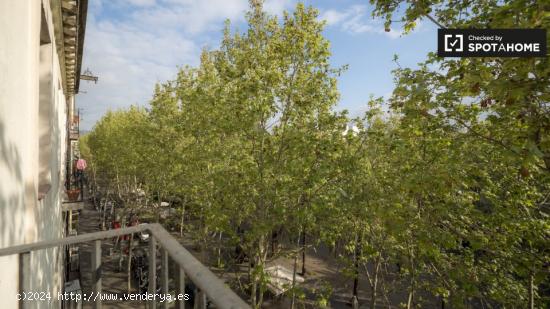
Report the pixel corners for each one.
[17,291,189,303]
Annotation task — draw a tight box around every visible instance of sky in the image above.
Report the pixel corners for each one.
[78,0,438,131]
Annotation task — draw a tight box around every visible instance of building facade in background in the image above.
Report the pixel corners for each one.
[0,0,88,307]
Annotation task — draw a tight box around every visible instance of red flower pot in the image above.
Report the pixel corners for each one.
[67,189,81,202]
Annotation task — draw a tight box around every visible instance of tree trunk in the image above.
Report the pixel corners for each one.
[200,225,208,264]
[352,233,361,304]
[353,272,359,299]
[257,278,265,309]
[256,240,267,309]
[407,290,414,309]
[179,202,186,237]
[250,259,257,308]
[101,198,107,230]
[406,242,415,309]
[116,172,121,200]
[300,227,306,276]
[529,271,534,309]
[127,233,134,293]
[217,232,223,267]
[156,189,161,223]
[352,296,359,309]
[290,231,301,309]
[369,257,380,309]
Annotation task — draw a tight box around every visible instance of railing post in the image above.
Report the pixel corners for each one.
[91,240,102,309]
[148,236,157,309]
[199,290,207,309]
[194,288,206,309]
[176,265,186,309]
[161,248,169,309]
[19,252,30,309]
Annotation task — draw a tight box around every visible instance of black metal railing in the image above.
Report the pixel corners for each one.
[0,223,250,309]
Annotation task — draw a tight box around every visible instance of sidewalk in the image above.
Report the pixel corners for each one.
[77,196,147,308]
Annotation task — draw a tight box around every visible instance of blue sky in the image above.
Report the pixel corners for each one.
[78,0,438,130]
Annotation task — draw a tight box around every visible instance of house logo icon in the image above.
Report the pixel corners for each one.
[444,34,463,52]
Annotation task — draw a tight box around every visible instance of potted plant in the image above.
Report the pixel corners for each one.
[66,188,81,202]
[66,178,81,202]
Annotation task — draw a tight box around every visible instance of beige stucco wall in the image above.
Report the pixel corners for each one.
[0,0,69,308]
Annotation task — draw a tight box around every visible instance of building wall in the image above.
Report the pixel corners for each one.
[0,0,70,308]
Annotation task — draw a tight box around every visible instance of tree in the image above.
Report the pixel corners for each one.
[369,0,550,306]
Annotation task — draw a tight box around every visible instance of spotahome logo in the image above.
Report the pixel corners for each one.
[438,29,546,57]
[444,34,463,52]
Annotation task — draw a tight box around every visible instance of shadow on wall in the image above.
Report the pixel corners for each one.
[31,85,65,304]
[0,116,63,307]
[0,121,25,249]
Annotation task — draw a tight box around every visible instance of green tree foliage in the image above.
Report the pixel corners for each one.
[83,0,549,308]
[368,0,550,307]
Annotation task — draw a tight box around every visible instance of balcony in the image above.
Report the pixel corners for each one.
[0,224,250,309]
[69,125,79,140]
[69,115,79,140]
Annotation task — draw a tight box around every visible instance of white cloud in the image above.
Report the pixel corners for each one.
[320,5,403,38]
[321,9,348,26]
[79,5,199,129]
[120,0,295,35]
[124,0,157,6]
[264,0,295,16]
[133,0,249,34]
[78,0,297,130]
